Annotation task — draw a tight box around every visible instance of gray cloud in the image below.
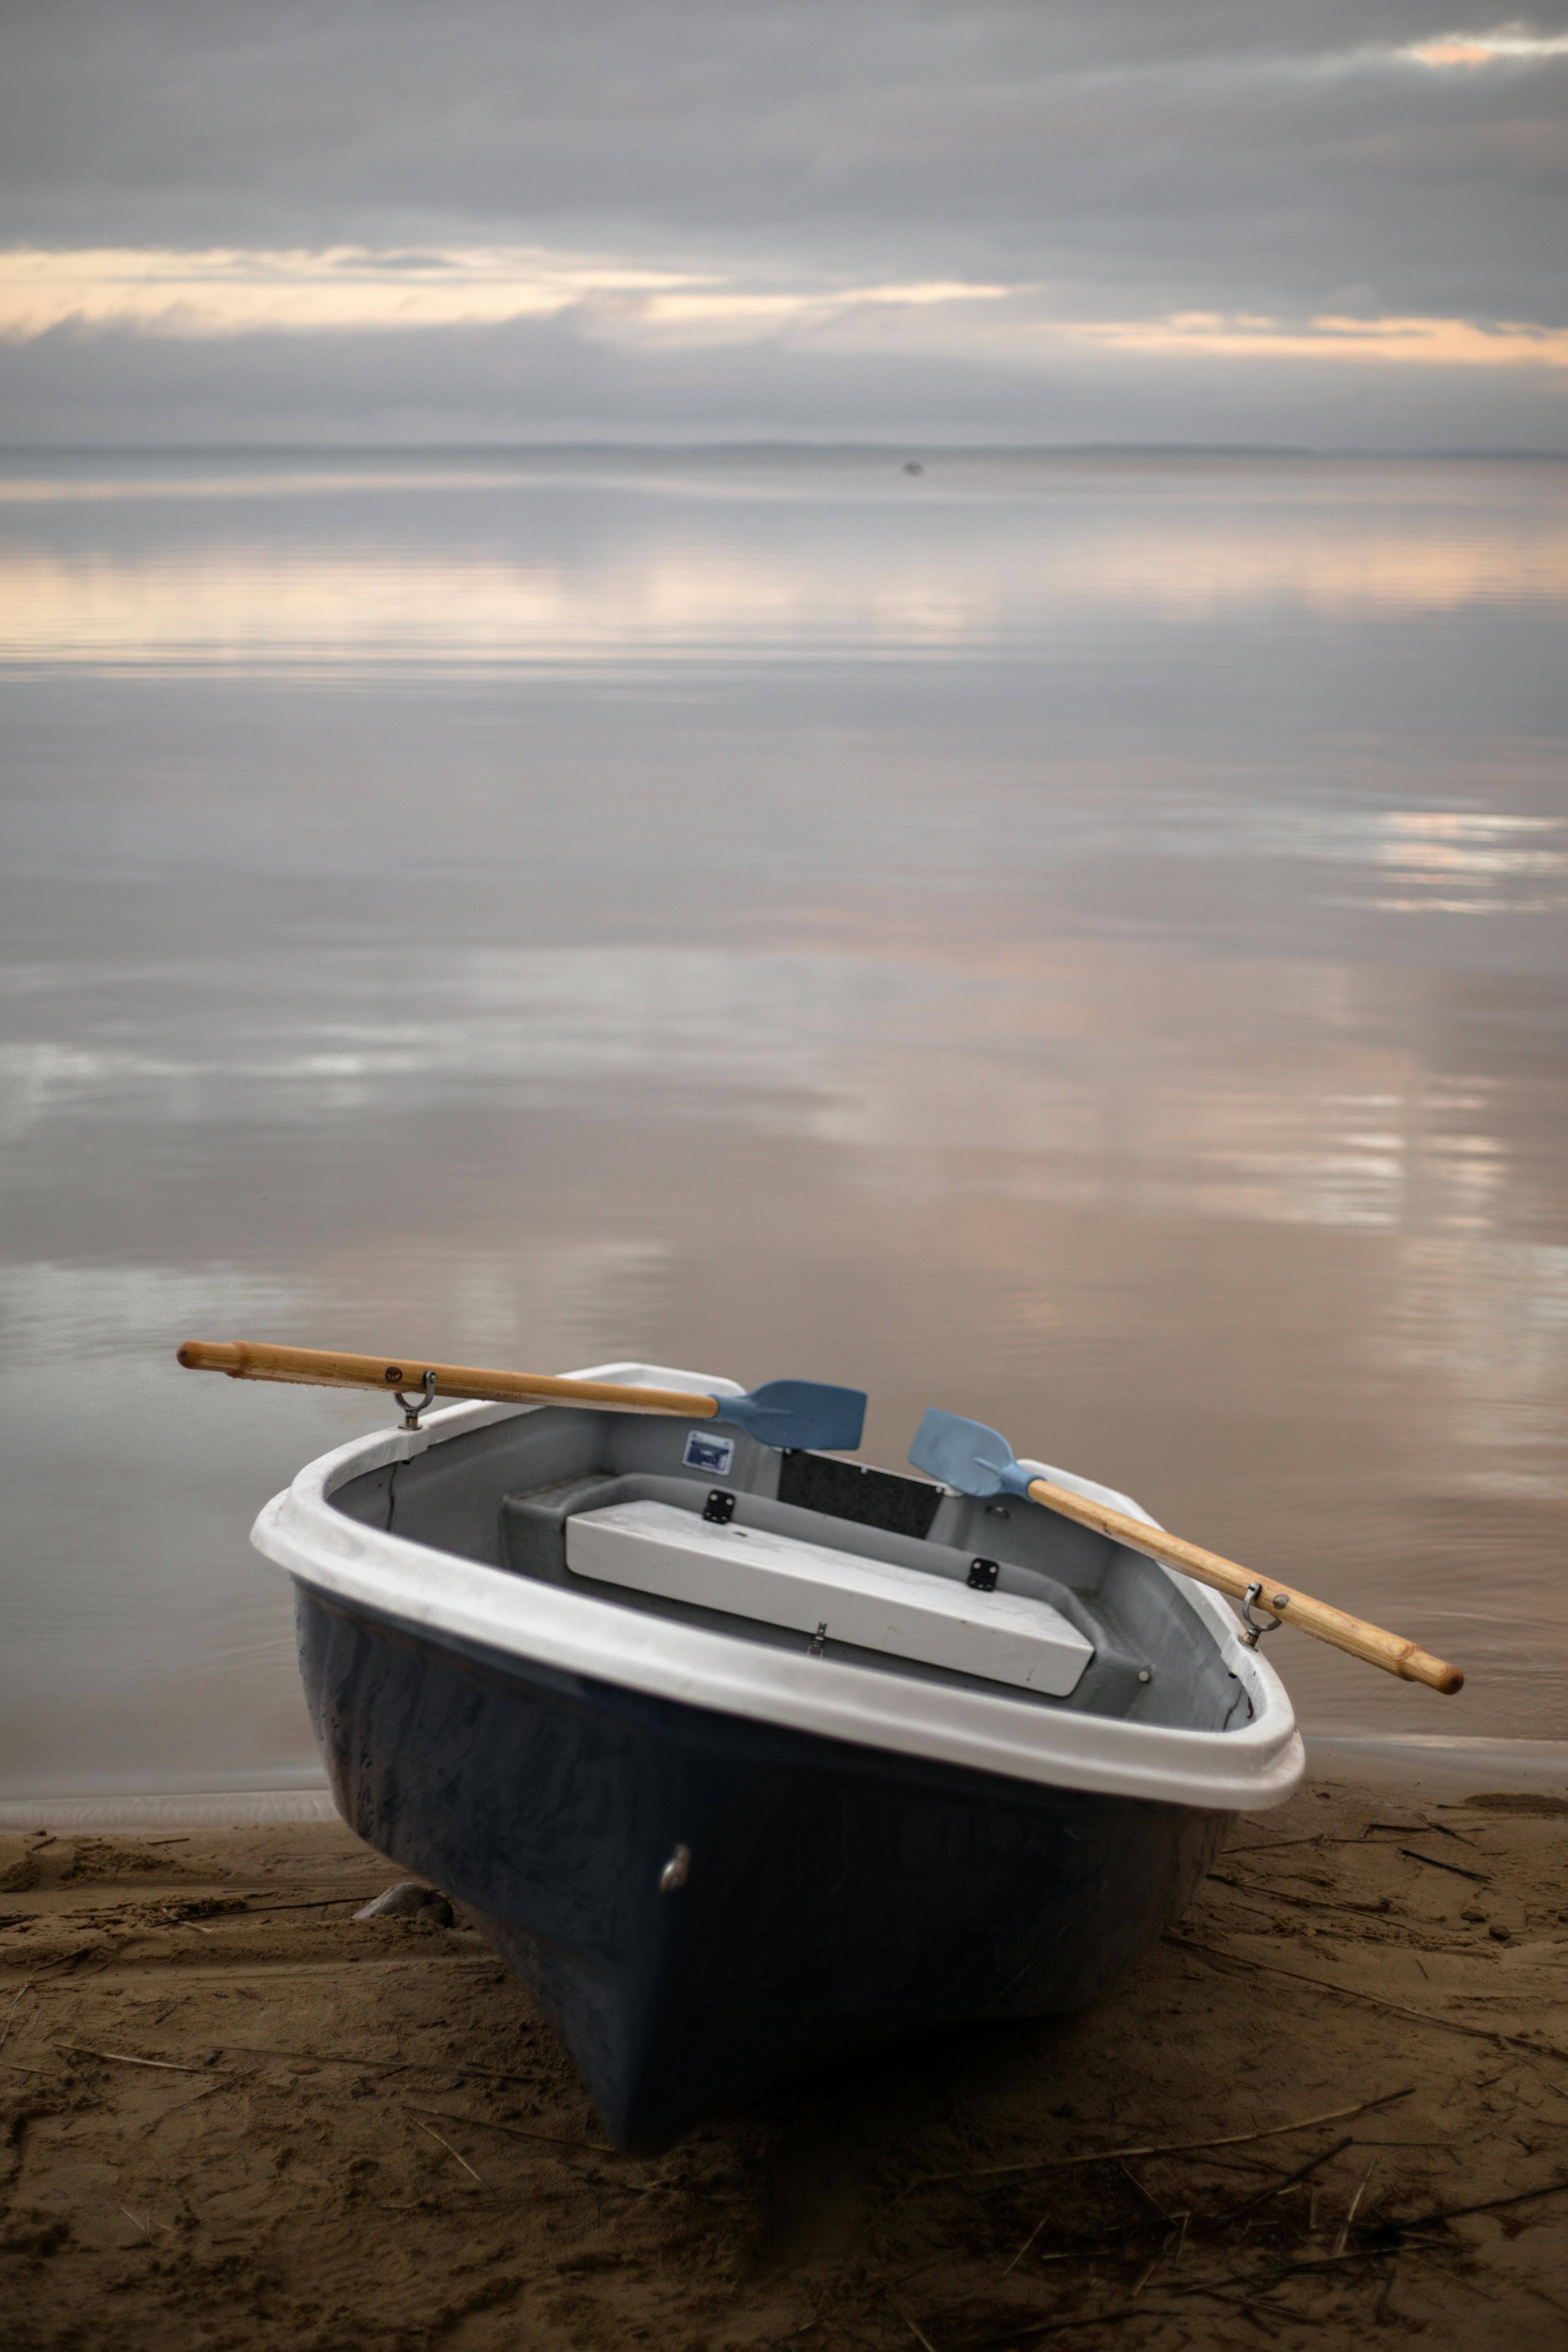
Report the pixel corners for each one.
[6,310,1565,452]
[1,1,1564,445]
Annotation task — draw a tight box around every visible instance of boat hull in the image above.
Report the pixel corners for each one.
[297,1584,1231,2152]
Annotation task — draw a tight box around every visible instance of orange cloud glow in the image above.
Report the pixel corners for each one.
[0,247,1013,345]
[1405,24,1568,68]
[1060,312,1568,370]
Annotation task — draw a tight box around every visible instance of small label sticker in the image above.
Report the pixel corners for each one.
[683,1429,736,1476]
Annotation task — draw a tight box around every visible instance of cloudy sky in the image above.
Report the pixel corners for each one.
[2,0,1565,446]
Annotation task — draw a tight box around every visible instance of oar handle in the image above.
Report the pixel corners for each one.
[176,1339,721,1422]
[1023,1475,1463,1695]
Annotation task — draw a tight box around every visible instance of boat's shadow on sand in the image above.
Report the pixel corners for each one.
[750,2011,1084,2271]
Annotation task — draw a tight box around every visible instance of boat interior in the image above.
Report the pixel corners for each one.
[330,1405,1254,1734]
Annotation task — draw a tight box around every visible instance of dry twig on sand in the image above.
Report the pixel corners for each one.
[0,1982,32,2051]
[1365,2174,1568,2242]
[1398,1846,1489,1884]
[897,2083,1414,2205]
[1169,1936,1568,2065]
[54,2042,211,2074]
[408,2113,484,2184]
[1215,2133,1356,2227]
[401,2101,615,2157]
[1332,2155,1378,2256]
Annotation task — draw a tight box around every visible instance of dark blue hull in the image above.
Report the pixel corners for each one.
[297,1585,1229,2152]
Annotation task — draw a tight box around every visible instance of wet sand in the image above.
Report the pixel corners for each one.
[4,1775,1568,2351]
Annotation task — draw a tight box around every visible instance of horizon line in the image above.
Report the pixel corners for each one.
[0,437,1565,463]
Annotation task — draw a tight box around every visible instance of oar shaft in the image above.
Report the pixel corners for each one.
[176,1339,721,1422]
[1023,1476,1463,1695]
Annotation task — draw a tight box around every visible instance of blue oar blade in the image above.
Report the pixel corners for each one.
[908,1407,1024,1497]
[711,1379,867,1452]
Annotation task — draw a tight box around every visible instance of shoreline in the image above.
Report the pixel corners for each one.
[4,1731,1564,1833]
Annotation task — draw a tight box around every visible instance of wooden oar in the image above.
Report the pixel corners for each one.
[176,1339,866,1452]
[908,1409,1463,1693]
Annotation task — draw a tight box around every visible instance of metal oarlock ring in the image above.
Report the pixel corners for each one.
[1239,1580,1285,1647]
[394,1369,439,1430]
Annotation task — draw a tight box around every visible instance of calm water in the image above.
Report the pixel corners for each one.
[2,446,1564,1796]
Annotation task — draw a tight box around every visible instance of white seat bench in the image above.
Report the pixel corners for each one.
[565,1498,1093,1696]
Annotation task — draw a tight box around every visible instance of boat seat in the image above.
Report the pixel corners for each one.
[565,1497,1095,1697]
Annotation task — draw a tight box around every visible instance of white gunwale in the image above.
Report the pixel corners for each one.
[251,1361,1304,1813]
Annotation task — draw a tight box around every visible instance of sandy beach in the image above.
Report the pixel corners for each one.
[4,1770,1567,2350]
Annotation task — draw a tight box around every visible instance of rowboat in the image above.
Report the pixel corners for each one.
[249,1359,1303,2151]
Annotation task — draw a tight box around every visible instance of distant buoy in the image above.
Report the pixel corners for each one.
[904,460,924,475]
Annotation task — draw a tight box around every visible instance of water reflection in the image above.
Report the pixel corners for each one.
[1,450,1564,1792]
[0,452,1565,675]
[0,941,1553,1247]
